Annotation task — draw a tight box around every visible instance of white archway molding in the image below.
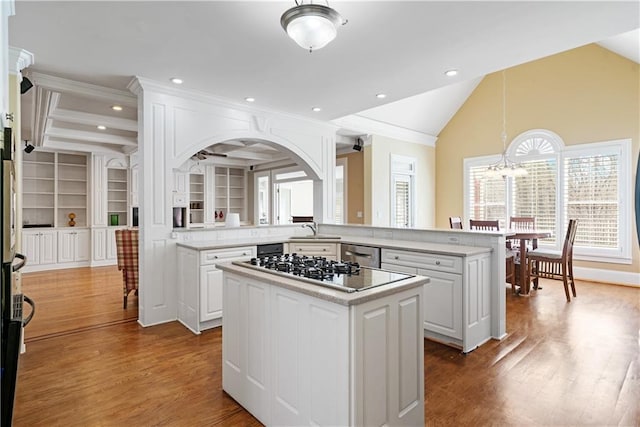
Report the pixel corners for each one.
[173,132,321,181]
[129,77,337,327]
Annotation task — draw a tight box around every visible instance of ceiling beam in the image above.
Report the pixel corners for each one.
[45,127,137,146]
[48,108,138,132]
[28,72,137,107]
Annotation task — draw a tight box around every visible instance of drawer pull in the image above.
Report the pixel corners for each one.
[242,252,247,256]
[435,260,441,265]
[323,248,326,251]
[394,256,399,260]
[213,255,218,259]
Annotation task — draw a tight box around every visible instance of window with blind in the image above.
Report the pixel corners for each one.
[564,151,619,249]
[464,132,631,263]
[391,155,416,228]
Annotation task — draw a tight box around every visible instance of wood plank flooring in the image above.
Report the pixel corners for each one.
[12,268,640,426]
[20,266,137,342]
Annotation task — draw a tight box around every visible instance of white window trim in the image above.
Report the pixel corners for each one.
[464,136,632,264]
[253,170,270,226]
[335,157,348,225]
[390,154,416,228]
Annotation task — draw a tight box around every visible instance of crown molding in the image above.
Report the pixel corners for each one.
[29,72,137,107]
[8,47,34,76]
[128,76,341,134]
[332,115,437,147]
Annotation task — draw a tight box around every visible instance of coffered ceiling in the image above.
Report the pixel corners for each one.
[8,1,639,164]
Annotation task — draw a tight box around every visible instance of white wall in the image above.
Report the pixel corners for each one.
[367,135,436,228]
[128,77,338,327]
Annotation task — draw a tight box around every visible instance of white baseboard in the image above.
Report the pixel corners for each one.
[574,266,640,287]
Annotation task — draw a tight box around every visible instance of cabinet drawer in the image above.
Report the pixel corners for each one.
[381,248,462,274]
[288,242,338,256]
[201,246,256,265]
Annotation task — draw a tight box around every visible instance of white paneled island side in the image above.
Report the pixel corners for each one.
[217,262,428,427]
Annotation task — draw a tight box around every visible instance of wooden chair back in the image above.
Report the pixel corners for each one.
[449,216,463,229]
[115,229,139,308]
[510,216,536,230]
[469,219,500,231]
[563,218,579,261]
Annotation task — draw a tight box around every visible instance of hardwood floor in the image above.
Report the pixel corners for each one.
[20,266,138,342]
[12,269,640,426]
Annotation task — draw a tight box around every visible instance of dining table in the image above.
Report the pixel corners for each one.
[506,229,552,295]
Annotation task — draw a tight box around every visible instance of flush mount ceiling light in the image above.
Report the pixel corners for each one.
[281,1,347,52]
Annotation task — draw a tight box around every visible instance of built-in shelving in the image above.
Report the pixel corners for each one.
[22,152,88,228]
[214,167,246,223]
[107,168,128,226]
[189,173,204,225]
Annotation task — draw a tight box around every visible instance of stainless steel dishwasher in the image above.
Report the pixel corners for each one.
[340,244,381,268]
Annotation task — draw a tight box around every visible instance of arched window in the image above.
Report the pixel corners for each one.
[464,130,632,263]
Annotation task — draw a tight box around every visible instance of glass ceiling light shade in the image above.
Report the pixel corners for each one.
[281,2,346,52]
[486,70,527,179]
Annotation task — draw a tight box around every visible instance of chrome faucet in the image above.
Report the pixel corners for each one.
[303,221,318,236]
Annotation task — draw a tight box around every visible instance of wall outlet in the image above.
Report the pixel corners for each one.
[356,211,363,218]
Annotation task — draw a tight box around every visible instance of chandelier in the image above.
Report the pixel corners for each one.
[280,1,347,52]
[486,70,527,178]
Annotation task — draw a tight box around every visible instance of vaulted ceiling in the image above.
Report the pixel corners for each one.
[9,1,639,164]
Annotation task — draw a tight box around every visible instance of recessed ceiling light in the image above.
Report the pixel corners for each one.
[444,69,458,77]
[312,107,322,112]
[111,105,123,111]
[245,97,255,103]
[170,77,183,84]
[376,93,387,99]
[97,125,107,130]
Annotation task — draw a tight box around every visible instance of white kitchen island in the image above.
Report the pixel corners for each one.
[217,262,428,427]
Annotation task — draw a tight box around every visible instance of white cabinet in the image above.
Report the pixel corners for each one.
[58,229,90,263]
[285,241,340,261]
[382,248,490,353]
[22,229,57,268]
[177,245,256,334]
[222,270,424,427]
[91,226,120,266]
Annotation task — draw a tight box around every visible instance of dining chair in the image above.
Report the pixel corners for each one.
[527,219,578,302]
[469,219,499,231]
[115,229,139,309]
[449,216,463,229]
[510,216,536,230]
[505,251,517,294]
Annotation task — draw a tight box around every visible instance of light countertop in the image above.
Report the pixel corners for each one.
[217,262,428,306]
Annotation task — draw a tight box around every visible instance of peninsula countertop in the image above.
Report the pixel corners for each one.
[177,235,491,257]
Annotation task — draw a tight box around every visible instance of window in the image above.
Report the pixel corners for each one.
[464,131,631,263]
[391,155,416,228]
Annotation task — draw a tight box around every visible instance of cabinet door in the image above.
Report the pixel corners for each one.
[92,228,107,262]
[106,227,118,260]
[39,230,57,265]
[200,265,223,322]
[22,231,40,265]
[417,268,462,340]
[380,262,417,275]
[75,230,90,262]
[57,231,75,263]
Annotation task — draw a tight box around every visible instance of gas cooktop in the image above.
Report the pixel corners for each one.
[234,254,414,293]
